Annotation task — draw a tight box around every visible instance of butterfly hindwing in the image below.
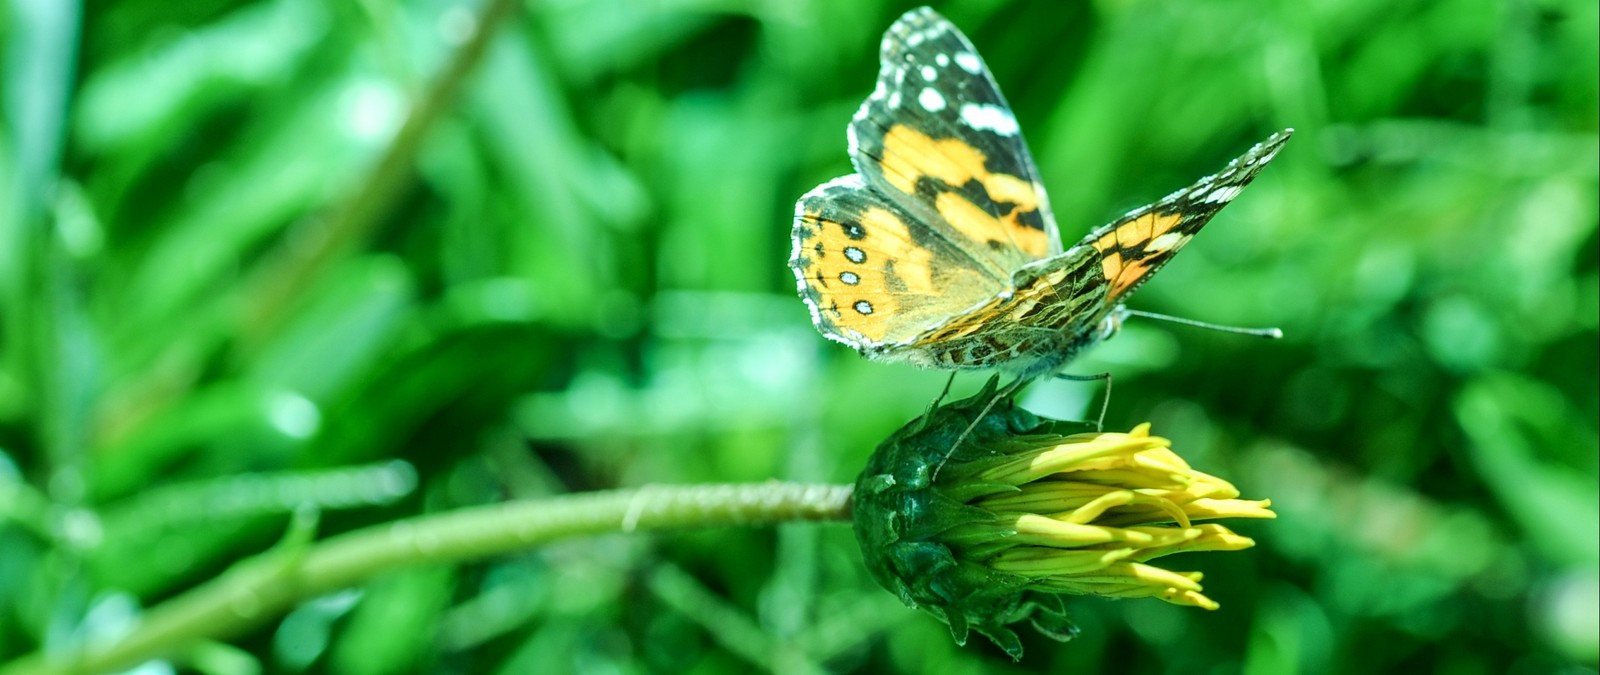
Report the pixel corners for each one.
[847,7,1061,273]
[791,175,1009,350]
[1079,129,1293,303]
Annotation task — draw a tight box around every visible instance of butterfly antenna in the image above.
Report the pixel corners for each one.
[1055,371,1112,431]
[1124,309,1284,339]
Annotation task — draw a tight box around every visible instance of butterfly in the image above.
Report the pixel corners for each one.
[790,7,1290,385]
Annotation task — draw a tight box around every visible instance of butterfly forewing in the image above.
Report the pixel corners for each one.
[1076,129,1293,303]
[848,7,1062,272]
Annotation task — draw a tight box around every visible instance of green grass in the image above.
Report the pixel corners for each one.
[2,0,1596,672]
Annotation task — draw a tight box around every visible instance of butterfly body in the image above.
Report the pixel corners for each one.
[889,249,1116,373]
[791,7,1289,378]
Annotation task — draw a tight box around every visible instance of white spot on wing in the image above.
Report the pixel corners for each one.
[919,87,946,112]
[1202,184,1243,203]
[921,65,937,82]
[959,102,1018,136]
[1146,232,1188,253]
[936,53,950,66]
[954,51,981,74]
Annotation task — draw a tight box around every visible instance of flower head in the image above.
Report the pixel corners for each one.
[853,378,1275,659]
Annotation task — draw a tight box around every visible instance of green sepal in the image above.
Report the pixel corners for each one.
[941,480,1022,503]
[852,376,1083,660]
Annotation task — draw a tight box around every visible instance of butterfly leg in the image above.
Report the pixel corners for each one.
[1054,371,1112,431]
[926,371,958,413]
[932,375,1035,480]
[909,372,963,436]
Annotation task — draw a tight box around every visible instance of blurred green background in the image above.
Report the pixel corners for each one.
[2,0,1596,672]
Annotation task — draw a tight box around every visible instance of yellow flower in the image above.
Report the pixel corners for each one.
[853,379,1275,659]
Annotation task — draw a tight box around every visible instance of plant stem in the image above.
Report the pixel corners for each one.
[93,0,520,456]
[236,0,520,350]
[0,482,855,675]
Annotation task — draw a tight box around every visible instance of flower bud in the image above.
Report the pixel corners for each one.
[853,378,1275,659]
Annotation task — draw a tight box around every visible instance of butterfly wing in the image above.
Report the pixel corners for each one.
[1073,129,1293,304]
[889,129,1294,373]
[848,7,1062,270]
[791,6,1289,370]
[792,7,1058,353]
[792,175,1009,351]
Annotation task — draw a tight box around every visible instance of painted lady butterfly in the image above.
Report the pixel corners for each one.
[791,7,1290,383]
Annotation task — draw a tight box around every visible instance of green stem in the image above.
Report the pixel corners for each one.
[236,0,520,350]
[93,0,520,461]
[0,482,855,675]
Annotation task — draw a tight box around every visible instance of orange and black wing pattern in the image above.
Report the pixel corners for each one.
[1077,130,1293,304]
